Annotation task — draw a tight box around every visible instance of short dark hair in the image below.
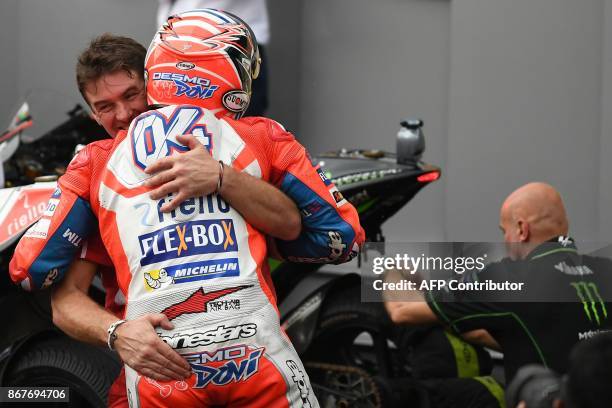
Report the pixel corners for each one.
[76,33,146,104]
[565,333,612,408]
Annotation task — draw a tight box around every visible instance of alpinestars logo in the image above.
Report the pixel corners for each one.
[162,285,251,320]
[287,360,312,407]
[160,323,257,349]
[571,282,608,326]
[328,231,346,261]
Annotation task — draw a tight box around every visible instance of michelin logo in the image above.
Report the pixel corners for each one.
[144,258,240,290]
[139,219,238,266]
[144,269,174,290]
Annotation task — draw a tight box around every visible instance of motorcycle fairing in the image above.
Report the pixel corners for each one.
[0,182,57,251]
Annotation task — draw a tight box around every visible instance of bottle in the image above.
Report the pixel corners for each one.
[396,119,425,165]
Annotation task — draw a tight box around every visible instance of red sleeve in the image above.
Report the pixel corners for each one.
[232,117,364,263]
[9,141,112,290]
[79,228,112,267]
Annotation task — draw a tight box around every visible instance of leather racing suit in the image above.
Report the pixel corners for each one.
[10,105,364,407]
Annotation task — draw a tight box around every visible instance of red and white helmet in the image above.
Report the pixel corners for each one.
[145,9,261,118]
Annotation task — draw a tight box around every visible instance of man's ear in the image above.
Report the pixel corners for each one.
[517,219,530,242]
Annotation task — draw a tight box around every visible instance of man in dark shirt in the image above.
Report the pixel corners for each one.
[385,182,612,383]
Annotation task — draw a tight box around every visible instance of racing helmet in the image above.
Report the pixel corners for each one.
[145,9,261,118]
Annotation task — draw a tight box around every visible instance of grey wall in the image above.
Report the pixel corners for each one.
[445,0,603,241]
[297,0,609,243]
[0,0,19,126]
[1,0,610,243]
[266,0,302,132]
[299,0,450,242]
[0,0,156,133]
[601,0,612,241]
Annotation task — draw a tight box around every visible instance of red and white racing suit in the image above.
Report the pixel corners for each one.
[10,105,364,407]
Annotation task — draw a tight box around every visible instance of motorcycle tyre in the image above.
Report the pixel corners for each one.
[4,336,121,408]
[311,285,394,365]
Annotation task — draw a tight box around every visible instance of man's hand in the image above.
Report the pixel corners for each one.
[52,259,192,381]
[113,314,192,381]
[144,133,301,240]
[145,134,218,211]
[382,268,439,325]
[461,329,501,351]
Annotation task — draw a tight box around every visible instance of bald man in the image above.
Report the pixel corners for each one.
[499,182,569,260]
[384,182,612,384]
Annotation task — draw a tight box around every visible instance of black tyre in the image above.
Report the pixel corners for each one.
[308,286,406,379]
[4,336,122,408]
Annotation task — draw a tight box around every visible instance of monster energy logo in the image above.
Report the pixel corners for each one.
[571,282,608,326]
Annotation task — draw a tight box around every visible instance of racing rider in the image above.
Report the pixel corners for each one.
[56,32,297,386]
[11,9,363,406]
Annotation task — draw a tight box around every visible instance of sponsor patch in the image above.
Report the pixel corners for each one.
[329,186,347,207]
[63,227,83,247]
[142,377,187,398]
[24,218,51,239]
[222,90,249,113]
[138,219,238,265]
[207,299,241,312]
[160,323,257,349]
[43,199,60,217]
[316,167,331,186]
[300,202,323,218]
[579,329,612,340]
[287,231,347,262]
[327,231,347,261]
[186,345,264,388]
[152,72,218,100]
[156,194,229,224]
[144,258,240,290]
[175,80,218,99]
[2,189,55,243]
[176,61,195,70]
[162,285,251,320]
[42,268,59,288]
[287,360,313,407]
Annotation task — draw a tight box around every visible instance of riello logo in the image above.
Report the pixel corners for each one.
[1,189,54,244]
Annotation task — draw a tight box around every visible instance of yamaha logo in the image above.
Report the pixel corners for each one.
[176,61,195,70]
